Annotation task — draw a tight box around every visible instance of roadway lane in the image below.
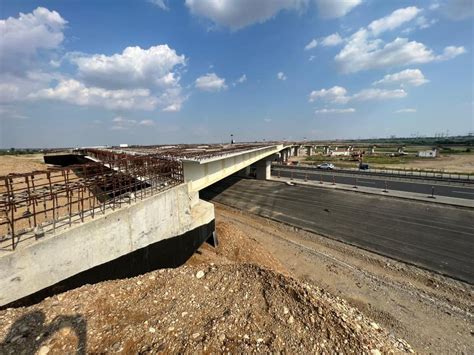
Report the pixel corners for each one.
[202,177,474,283]
[273,167,474,200]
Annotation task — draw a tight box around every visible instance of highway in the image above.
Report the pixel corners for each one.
[201,177,474,283]
[272,166,474,200]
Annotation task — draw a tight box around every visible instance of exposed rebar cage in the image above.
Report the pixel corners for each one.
[0,154,183,250]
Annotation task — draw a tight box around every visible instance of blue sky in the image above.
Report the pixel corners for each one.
[0,0,472,148]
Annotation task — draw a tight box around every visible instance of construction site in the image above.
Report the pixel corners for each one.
[0,141,472,353]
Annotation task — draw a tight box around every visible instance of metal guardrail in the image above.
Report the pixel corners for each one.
[273,164,473,184]
[0,154,183,250]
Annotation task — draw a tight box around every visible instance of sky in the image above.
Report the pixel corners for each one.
[0,0,473,148]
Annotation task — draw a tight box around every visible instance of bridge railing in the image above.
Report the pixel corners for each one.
[0,155,183,250]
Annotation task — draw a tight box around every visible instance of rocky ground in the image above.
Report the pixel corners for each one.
[0,222,412,354]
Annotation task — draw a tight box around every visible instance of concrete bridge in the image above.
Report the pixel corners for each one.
[0,143,297,306]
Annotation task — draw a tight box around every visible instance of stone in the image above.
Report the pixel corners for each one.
[370,350,381,355]
[288,316,295,324]
[196,271,205,279]
[38,346,50,355]
[192,333,200,339]
[370,322,380,330]
[149,327,156,333]
[283,306,289,315]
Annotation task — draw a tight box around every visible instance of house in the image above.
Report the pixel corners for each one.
[417,148,438,158]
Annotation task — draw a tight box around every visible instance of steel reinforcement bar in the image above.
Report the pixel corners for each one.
[0,155,183,250]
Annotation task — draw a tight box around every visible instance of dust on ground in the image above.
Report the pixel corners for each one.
[379,153,474,173]
[212,203,473,354]
[0,155,47,176]
[0,222,412,354]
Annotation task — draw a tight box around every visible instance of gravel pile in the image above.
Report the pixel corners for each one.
[0,263,411,353]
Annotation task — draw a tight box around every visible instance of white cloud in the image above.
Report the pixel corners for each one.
[185,0,307,30]
[277,72,287,80]
[30,79,158,110]
[309,55,316,61]
[373,69,429,87]
[352,88,407,101]
[149,0,168,10]
[139,119,156,126]
[437,46,466,60]
[368,6,421,36]
[321,33,343,46]
[0,7,67,75]
[232,74,247,87]
[309,86,349,104]
[305,39,318,50]
[442,0,474,20]
[395,108,417,113]
[315,0,362,18]
[309,86,406,103]
[314,108,355,114]
[334,7,466,73]
[72,45,185,90]
[335,28,465,73]
[195,73,227,91]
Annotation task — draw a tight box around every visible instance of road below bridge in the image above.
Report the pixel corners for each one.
[272,166,474,200]
[201,176,474,283]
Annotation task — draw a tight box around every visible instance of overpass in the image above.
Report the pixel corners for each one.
[0,143,295,306]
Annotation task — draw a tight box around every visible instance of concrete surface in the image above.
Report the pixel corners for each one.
[201,176,474,283]
[0,183,215,307]
[182,145,284,192]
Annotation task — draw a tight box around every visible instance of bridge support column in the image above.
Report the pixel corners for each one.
[256,159,272,180]
[237,166,251,177]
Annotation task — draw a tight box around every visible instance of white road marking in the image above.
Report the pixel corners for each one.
[452,190,474,195]
[358,180,376,185]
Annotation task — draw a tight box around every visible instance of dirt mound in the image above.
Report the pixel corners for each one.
[0,264,411,353]
[187,221,288,274]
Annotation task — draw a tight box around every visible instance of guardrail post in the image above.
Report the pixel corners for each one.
[383,181,388,193]
[428,186,436,199]
[332,175,336,185]
[353,178,358,189]
[305,173,308,182]
[290,171,294,180]
[320,174,323,184]
[278,170,281,178]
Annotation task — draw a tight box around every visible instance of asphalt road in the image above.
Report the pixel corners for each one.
[273,167,474,200]
[202,177,474,283]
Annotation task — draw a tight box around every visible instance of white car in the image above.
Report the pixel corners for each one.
[317,163,335,170]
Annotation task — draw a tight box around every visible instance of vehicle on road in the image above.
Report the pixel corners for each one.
[317,163,335,170]
[359,163,369,170]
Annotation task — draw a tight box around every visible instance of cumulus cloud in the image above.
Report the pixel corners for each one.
[352,88,407,101]
[314,108,355,114]
[309,86,349,104]
[309,85,406,103]
[0,7,67,75]
[368,6,421,36]
[335,28,465,73]
[185,0,360,30]
[321,33,343,46]
[71,45,186,90]
[315,0,362,18]
[185,0,307,30]
[30,79,159,110]
[395,108,417,113]
[373,69,429,87]
[195,73,227,91]
[236,74,247,84]
[277,72,287,81]
[304,39,318,50]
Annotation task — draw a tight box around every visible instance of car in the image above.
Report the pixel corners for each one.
[317,163,335,170]
[359,163,369,170]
